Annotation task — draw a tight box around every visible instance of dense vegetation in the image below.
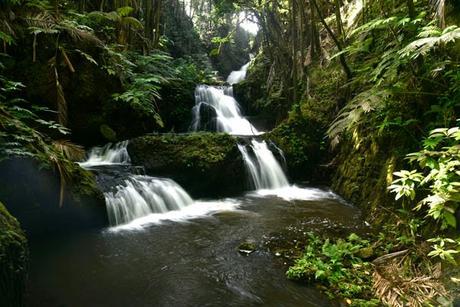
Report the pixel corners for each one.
[1,0,460,305]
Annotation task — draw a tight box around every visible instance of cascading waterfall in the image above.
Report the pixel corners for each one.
[191,62,339,202]
[79,141,131,167]
[191,63,261,136]
[227,62,250,85]
[80,142,239,228]
[105,176,194,226]
[192,86,260,135]
[191,61,292,191]
[238,140,289,190]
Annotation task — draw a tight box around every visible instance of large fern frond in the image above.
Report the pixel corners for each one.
[399,25,460,59]
[328,89,390,142]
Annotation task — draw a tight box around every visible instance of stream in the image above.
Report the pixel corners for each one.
[25,62,365,306]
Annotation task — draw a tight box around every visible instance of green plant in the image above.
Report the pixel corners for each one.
[389,124,460,263]
[286,232,376,304]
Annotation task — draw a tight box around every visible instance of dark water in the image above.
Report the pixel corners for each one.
[25,191,364,307]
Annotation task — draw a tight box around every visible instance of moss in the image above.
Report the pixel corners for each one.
[67,162,105,206]
[0,202,28,307]
[128,132,246,197]
[266,113,324,181]
[100,124,117,142]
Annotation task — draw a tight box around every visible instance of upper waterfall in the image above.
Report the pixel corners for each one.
[79,141,131,168]
[191,86,260,135]
[191,61,262,136]
[227,62,250,85]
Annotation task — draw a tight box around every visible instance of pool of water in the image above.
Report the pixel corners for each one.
[25,189,364,306]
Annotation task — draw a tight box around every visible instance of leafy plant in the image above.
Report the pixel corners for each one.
[389,124,460,263]
[287,232,377,304]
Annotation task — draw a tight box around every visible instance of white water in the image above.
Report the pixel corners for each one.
[105,175,194,226]
[227,63,250,85]
[253,186,341,202]
[191,62,261,136]
[79,141,131,168]
[192,86,260,135]
[111,199,241,231]
[238,140,289,190]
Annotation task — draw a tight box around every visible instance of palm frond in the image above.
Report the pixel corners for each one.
[373,253,449,306]
[52,140,85,161]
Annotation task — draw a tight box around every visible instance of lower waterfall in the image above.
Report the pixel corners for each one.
[80,142,240,228]
[238,140,289,190]
[105,176,194,226]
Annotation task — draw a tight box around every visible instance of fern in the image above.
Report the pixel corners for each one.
[399,25,460,59]
[328,89,390,143]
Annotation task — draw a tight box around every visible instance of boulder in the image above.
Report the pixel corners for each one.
[128,133,247,198]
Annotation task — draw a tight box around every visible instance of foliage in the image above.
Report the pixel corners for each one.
[328,3,460,145]
[389,125,460,229]
[286,232,378,305]
[0,201,28,306]
[389,124,460,263]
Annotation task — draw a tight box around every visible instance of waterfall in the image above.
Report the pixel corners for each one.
[191,62,261,136]
[191,86,260,135]
[105,176,194,226]
[227,63,250,85]
[238,140,289,190]
[190,60,334,201]
[80,142,240,228]
[79,141,131,167]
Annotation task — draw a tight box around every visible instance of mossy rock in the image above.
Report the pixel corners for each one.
[128,133,247,197]
[100,124,117,142]
[0,202,28,307]
[264,113,327,182]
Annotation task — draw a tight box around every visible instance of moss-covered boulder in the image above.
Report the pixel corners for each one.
[0,158,108,236]
[128,133,247,197]
[0,202,28,307]
[265,114,325,182]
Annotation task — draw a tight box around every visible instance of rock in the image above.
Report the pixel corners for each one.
[238,241,257,255]
[100,124,117,142]
[0,158,108,236]
[0,202,28,307]
[127,133,247,198]
[356,247,374,259]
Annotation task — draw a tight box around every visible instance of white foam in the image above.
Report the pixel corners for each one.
[252,186,340,201]
[79,141,131,168]
[109,199,241,231]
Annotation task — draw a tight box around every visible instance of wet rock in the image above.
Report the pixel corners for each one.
[128,133,247,198]
[238,241,257,255]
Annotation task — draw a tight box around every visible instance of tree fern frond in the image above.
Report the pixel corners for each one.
[399,26,460,59]
[328,89,390,141]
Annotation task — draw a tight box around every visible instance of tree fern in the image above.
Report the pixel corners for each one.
[328,89,390,144]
